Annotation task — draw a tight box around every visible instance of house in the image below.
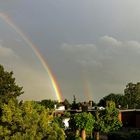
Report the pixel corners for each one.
[119,109,140,128]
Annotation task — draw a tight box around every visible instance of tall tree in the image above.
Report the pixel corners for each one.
[98,93,127,109]
[0,64,23,105]
[71,95,79,110]
[94,101,122,140]
[62,99,71,110]
[124,82,140,108]
[101,101,122,132]
[69,112,95,140]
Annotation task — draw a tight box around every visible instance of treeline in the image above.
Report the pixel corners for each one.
[98,82,140,109]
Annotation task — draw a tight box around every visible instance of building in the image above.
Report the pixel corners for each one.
[119,109,140,128]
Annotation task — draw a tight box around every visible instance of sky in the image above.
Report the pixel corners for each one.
[1,0,140,102]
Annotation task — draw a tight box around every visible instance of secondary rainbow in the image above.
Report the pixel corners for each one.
[83,78,92,101]
[0,13,63,102]
[82,70,92,101]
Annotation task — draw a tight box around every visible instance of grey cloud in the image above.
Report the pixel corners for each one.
[61,43,99,67]
[61,43,97,53]
[0,44,17,58]
[60,36,140,64]
[58,36,140,101]
[124,41,140,53]
[60,36,140,68]
[100,36,122,47]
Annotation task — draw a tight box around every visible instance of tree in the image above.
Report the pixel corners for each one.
[124,82,140,108]
[0,64,23,105]
[69,112,95,140]
[62,99,71,110]
[71,95,79,110]
[101,101,122,132]
[98,93,127,109]
[0,100,65,140]
[39,99,60,109]
[93,101,122,140]
[93,110,104,140]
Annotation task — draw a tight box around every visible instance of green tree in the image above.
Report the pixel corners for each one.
[69,112,95,140]
[93,111,104,140]
[101,101,122,132]
[0,64,23,105]
[93,101,122,140]
[0,100,65,140]
[124,82,140,108]
[39,99,60,109]
[98,93,127,109]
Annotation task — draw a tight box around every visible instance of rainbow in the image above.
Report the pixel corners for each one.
[83,78,91,101]
[82,70,92,101]
[0,13,63,102]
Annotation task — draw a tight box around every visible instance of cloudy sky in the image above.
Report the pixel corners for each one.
[1,0,140,102]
